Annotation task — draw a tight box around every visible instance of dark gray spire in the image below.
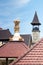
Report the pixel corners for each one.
[31,11,41,25]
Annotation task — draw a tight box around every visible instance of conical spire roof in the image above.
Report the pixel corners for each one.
[31,11,41,25]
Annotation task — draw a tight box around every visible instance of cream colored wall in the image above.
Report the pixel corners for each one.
[0,42,3,46]
[32,32,40,43]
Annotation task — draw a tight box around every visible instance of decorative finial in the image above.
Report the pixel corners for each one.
[9,19,24,41]
[14,20,20,33]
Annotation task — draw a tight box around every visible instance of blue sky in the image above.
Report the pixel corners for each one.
[0,0,43,37]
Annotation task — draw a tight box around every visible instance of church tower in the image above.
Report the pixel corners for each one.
[31,12,41,43]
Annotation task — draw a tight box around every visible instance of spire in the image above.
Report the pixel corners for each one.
[31,11,41,25]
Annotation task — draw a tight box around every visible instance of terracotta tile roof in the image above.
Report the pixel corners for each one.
[0,41,29,58]
[9,38,43,65]
[0,29,12,41]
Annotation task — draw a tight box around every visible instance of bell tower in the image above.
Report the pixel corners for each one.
[31,12,41,43]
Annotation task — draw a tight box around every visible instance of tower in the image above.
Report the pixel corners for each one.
[10,20,24,41]
[31,12,41,43]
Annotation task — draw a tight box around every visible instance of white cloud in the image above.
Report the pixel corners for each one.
[15,0,31,7]
[0,0,31,8]
[18,0,30,4]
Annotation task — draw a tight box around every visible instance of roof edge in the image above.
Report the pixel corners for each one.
[9,38,43,65]
[0,41,25,48]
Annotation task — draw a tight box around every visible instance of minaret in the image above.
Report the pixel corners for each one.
[10,20,24,41]
[31,12,41,43]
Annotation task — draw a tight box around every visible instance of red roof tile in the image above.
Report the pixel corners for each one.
[9,38,43,65]
[0,41,29,58]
